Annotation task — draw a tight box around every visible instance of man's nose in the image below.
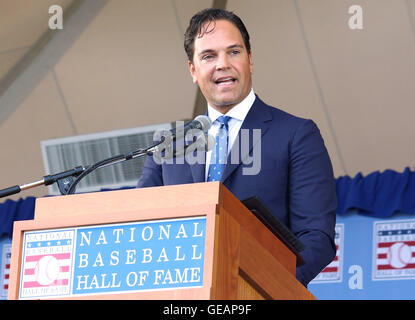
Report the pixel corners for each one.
[216,53,230,70]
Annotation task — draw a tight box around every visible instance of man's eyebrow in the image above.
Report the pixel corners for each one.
[198,44,244,56]
[198,49,215,56]
[228,44,244,50]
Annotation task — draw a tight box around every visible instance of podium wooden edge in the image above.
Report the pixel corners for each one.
[210,205,315,300]
[212,184,315,300]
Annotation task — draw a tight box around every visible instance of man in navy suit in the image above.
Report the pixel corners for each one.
[138,8,337,287]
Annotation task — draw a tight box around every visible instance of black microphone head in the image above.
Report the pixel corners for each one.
[194,115,212,132]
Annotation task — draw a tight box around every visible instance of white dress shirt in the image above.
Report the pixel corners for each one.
[205,88,256,181]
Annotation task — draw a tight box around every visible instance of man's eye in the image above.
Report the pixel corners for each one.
[231,50,240,55]
[202,54,214,60]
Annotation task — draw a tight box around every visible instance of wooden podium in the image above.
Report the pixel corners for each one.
[7,182,315,300]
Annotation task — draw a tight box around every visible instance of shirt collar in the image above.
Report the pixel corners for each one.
[207,88,256,123]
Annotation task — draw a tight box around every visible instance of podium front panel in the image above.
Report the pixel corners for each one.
[18,217,206,299]
[8,204,217,300]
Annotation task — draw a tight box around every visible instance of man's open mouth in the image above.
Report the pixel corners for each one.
[214,77,236,85]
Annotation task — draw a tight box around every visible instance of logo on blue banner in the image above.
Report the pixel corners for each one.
[19,216,206,299]
[311,224,344,283]
[1,242,12,298]
[373,219,415,280]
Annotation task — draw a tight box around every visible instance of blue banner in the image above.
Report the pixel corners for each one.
[308,211,415,300]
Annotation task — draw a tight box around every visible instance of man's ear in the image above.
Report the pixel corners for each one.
[188,60,198,84]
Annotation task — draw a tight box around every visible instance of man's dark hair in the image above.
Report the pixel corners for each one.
[184,8,251,62]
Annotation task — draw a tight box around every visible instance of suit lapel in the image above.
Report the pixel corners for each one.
[220,96,273,183]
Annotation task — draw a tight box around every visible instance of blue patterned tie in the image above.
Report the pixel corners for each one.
[207,116,232,182]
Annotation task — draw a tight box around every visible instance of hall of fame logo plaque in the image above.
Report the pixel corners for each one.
[1,243,12,298]
[19,229,75,299]
[311,223,344,283]
[373,219,415,281]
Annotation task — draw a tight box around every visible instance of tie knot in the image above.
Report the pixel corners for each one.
[216,115,231,126]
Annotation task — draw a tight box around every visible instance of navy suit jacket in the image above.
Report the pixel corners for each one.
[138,95,337,286]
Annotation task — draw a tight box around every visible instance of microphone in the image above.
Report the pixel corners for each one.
[159,132,215,160]
[173,115,212,140]
[149,115,214,163]
[149,115,212,156]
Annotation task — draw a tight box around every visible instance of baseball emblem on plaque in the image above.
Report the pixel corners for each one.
[373,219,415,280]
[310,223,344,283]
[20,229,75,298]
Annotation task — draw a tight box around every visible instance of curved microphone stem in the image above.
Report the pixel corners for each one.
[65,137,166,195]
